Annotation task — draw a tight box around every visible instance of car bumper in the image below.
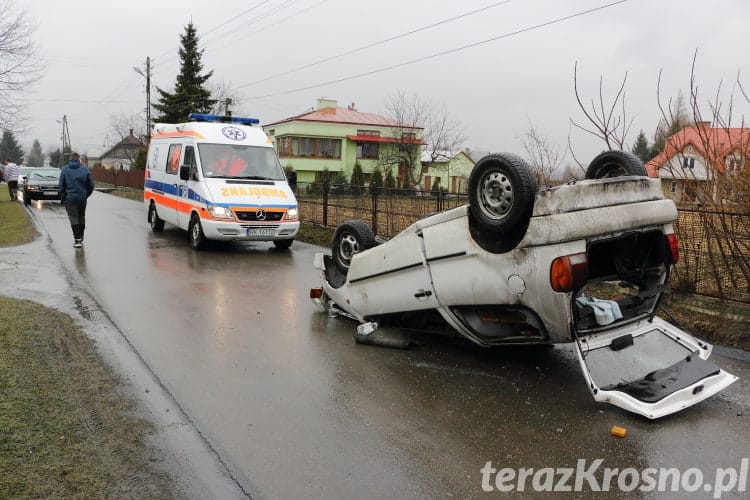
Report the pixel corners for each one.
[201,220,300,241]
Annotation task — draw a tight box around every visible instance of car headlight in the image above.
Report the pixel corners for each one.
[207,205,235,220]
[286,208,299,220]
[27,184,38,190]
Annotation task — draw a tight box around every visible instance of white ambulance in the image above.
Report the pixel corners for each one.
[144,113,299,250]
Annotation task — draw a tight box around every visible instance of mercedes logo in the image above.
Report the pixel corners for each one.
[255,209,267,221]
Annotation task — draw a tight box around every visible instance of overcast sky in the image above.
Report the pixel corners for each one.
[17,0,750,165]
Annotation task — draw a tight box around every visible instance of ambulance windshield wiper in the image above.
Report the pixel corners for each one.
[233,175,274,180]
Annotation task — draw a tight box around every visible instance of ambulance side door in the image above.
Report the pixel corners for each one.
[161,143,182,226]
[176,145,197,229]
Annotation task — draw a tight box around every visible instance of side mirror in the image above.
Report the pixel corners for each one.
[179,164,190,181]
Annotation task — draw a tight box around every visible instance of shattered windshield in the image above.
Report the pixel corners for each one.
[29,169,61,181]
[197,144,286,181]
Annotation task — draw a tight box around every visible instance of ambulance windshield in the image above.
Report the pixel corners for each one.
[198,144,286,180]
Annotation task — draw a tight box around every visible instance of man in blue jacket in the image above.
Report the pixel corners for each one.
[59,152,95,248]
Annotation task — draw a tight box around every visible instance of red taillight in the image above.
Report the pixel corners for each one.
[550,252,588,292]
[310,287,324,299]
[666,233,679,264]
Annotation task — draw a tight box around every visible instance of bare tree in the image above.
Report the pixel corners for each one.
[208,79,241,115]
[0,1,42,130]
[655,51,750,303]
[380,91,464,188]
[571,61,634,152]
[102,111,146,166]
[521,120,565,187]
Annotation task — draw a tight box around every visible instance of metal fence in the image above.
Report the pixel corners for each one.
[298,181,750,304]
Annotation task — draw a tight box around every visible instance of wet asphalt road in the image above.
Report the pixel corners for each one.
[26,192,750,499]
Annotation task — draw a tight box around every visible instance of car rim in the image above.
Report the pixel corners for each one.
[479,169,514,220]
[192,221,201,242]
[602,164,627,178]
[338,233,359,266]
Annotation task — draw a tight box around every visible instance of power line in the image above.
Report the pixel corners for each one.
[251,0,632,99]
[235,0,516,91]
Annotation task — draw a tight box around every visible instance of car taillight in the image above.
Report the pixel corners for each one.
[666,233,679,264]
[550,252,588,292]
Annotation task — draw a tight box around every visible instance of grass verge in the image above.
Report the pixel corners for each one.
[0,188,34,246]
[0,297,177,497]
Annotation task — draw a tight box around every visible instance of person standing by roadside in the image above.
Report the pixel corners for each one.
[59,152,95,248]
[5,158,19,200]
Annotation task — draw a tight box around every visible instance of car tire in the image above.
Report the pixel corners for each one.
[585,150,647,179]
[332,220,377,273]
[468,153,536,252]
[149,203,165,232]
[189,215,206,250]
[273,238,293,250]
[23,191,31,205]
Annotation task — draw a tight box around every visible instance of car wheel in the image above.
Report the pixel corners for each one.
[273,238,293,250]
[332,220,377,273]
[585,150,647,179]
[149,203,165,232]
[189,215,206,250]
[23,191,31,205]
[468,153,536,251]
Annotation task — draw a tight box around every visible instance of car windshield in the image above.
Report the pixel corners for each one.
[198,144,286,181]
[28,168,60,181]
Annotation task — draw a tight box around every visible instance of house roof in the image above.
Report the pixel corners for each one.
[265,106,423,130]
[646,124,750,177]
[420,150,470,163]
[100,131,145,159]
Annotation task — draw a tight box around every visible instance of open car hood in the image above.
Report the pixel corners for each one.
[574,316,737,419]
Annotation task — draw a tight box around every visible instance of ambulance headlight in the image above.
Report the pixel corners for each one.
[207,206,235,220]
[286,208,299,220]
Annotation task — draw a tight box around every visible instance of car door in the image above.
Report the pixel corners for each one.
[176,145,196,229]
[573,316,737,419]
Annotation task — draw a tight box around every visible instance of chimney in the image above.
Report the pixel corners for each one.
[347,102,356,111]
[316,98,338,110]
[129,128,134,136]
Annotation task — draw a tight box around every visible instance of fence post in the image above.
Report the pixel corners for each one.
[322,178,330,227]
[371,186,378,236]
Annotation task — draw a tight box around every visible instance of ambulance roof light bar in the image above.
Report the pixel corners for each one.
[187,113,260,126]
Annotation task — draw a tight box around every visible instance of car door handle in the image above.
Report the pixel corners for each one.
[414,289,433,299]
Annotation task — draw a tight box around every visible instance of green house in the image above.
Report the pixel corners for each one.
[262,98,423,185]
[420,150,475,193]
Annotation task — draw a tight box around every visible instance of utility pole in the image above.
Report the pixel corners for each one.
[133,56,151,141]
[59,115,71,167]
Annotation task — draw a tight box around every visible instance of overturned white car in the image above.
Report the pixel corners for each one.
[310,151,737,419]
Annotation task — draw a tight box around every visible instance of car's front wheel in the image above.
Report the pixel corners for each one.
[273,238,293,250]
[189,215,206,250]
[332,220,377,273]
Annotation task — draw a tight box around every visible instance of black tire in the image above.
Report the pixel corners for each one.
[273,238,293,250]
[332,220,377,273]
[149,203,165,232]
[189,215,206,250]
[585,150,647,179]
[23,191,31,205]
[468,153,536,237]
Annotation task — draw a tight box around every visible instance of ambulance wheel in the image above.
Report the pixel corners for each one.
[332,220,377,273]
[149,203,164,232]
[273,238,293,250]
[189,215,206,250]
[585,150,647,179]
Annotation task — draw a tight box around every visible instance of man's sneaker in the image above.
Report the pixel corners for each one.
[73,240,83,248]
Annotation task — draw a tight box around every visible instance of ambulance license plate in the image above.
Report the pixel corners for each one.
[247,228,275,237]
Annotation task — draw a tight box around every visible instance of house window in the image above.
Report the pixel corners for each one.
[682,157,695,169]
[276,136,342,159]
[670,181,677,193]
[357,143,379,159]
[356,129,380,137]
[267,129,274,136]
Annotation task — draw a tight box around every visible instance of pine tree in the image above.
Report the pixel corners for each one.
[370,166,384,188]
[27,139,44,167]
[0,130,24,163]
[384,167,396,189]
[350,162,365,194]
[631,130,651,163]
[153,23,216,123]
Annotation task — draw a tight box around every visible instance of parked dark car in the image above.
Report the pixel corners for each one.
[21,167,62,205]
